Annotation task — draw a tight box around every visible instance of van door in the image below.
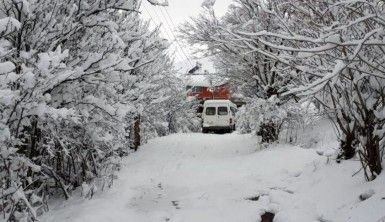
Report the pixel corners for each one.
[204,106,217,127]
[229,106,237,127]
[217,105,230,127]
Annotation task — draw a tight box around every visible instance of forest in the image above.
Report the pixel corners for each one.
[1,0,385,221]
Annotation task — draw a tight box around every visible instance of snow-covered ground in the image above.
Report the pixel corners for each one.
[41,121,385,222]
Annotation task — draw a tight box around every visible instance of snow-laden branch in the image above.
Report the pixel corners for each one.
[147,0,169,6]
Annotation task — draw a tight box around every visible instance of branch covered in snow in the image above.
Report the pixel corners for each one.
[147,0,169,6]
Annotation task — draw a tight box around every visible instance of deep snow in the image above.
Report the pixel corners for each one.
[40,125,385,222]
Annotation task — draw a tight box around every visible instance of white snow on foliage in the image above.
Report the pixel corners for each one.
[0,17,21,34]
[201,0,216,9]
[39,120,385,222]
[0,61,15,74]
[147,0,169,6]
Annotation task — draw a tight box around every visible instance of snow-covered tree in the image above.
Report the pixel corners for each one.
[182,0,384,179]
[180,0,297,142]
[243,0,385,180]
[0,0,193,220]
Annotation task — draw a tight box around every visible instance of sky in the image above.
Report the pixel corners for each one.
[141,0,233,73]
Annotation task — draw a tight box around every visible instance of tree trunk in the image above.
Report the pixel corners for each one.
[130,115,141,151]
[337,131,357,162]
[257,122,279,144]
[358,111,382,180]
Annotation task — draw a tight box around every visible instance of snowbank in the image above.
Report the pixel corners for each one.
[38,121,385,222]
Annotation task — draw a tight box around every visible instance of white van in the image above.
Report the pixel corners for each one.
[202,100,237,133]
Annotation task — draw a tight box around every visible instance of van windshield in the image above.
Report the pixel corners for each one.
[205,107,216,115]
[218,107,228,115]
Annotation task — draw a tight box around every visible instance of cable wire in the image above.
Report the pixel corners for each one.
[144,4,190,67]
[143,3,220,91]
[143,4,187,64]
[151,7,186,65]
[158,6,194,68]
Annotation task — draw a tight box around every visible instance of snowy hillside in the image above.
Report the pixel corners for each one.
[39,120,385,222]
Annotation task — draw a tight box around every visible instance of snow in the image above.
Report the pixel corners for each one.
[147,0,169,6]
[288,60,347,96]
[185,74,211,87]
[39,120,385,222]
[185,74,228,87]
[204,99,234,105]
[0,61,15,74]
[0,17,21,35]
[201,0,216,9]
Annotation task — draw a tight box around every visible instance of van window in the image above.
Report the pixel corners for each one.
[230,107,237,115]
[206,107,216,115]
[218,107,228,115]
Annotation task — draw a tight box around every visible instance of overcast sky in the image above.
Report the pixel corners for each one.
[141,0,233,72]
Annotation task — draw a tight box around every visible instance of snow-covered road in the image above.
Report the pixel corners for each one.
[41,133,385,222]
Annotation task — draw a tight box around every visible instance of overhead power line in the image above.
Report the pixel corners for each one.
[159,6,194,68]
[143,4,219,91]
[143,5,177,61]
[143,4,187,65]
[152,6,190,67]
[146,5,191,68]
[164,7,179,33]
